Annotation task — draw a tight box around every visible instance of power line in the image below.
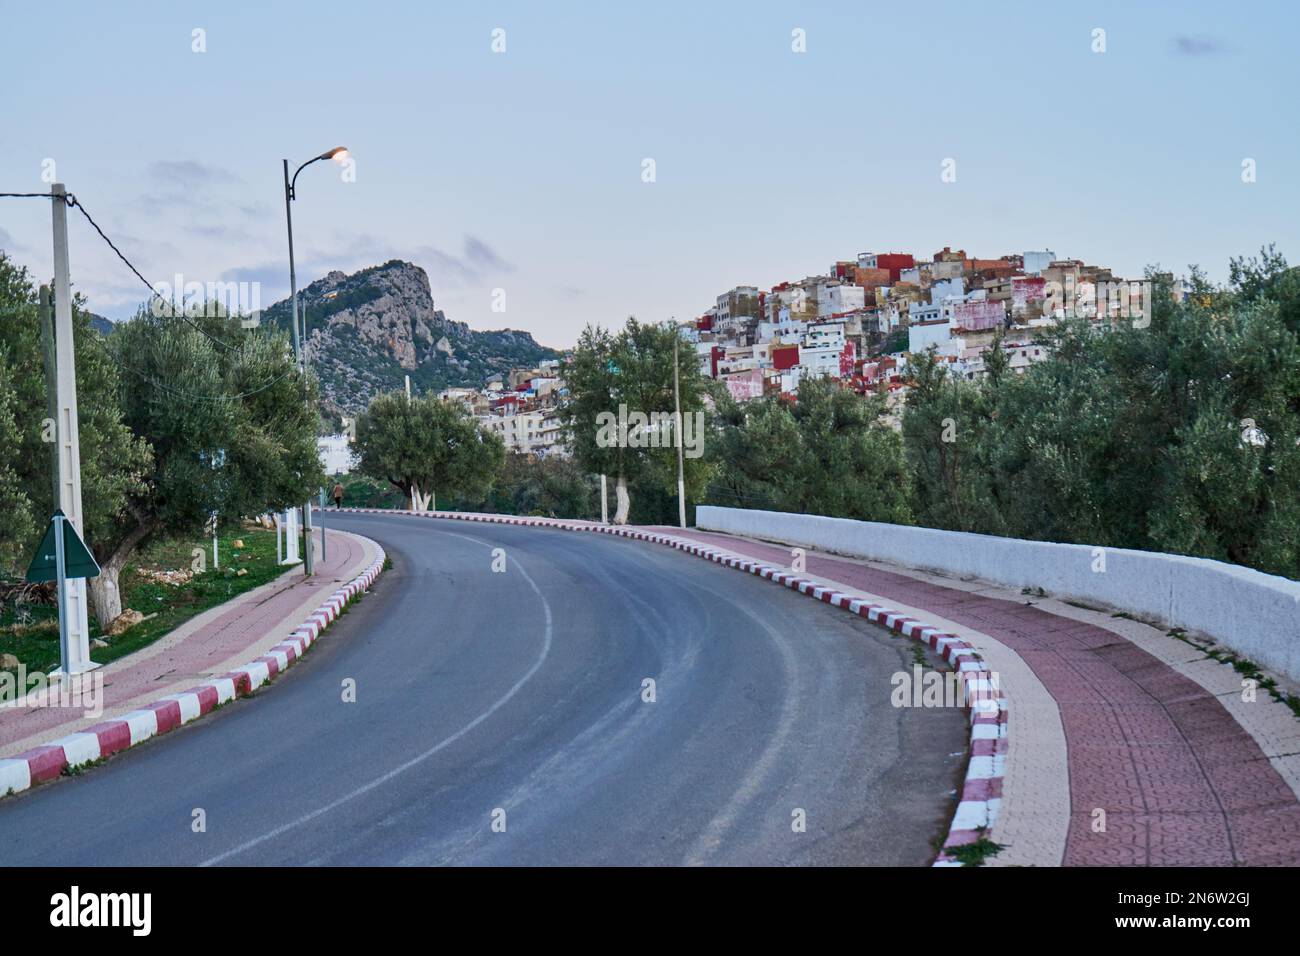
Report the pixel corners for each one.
[64,193,247,355]
[2,187,305,404]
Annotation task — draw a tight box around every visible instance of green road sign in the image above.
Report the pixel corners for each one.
[26,510,100,582]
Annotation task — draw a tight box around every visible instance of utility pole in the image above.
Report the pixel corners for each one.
[318,487,327,562]
[600,474,608,525]
[50,184,96,675]
[672,326,686,529]
[39,286,58,509]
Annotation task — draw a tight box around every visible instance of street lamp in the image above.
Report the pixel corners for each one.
[283,147,348,368]
[282,146,348,576]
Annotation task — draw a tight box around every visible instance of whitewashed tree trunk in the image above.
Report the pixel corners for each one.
[614,472,631,524]
[409,480,432,512]
[87,566,123,627]
[86,520,152,627]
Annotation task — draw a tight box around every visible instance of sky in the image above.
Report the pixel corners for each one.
[1,1,1298,348]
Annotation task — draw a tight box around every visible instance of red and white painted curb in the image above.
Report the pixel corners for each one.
[338,507,1008,866]
[0,542,386,799]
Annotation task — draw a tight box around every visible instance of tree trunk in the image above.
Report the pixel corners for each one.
[88,520,153,628]
[408,480,432,512]
[87,560,124,627]
[614,472,631,524]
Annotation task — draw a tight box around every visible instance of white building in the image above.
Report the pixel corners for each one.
[318,435,355,476]
[479,407,570,458]
[908,299,941,326]
[482,411,538,454]
[907,319,952,355]
[798,321,847,378]
[1022,250,1056,275]
[757,317,807,342]
[818,283,866,317]
[803,321,845,351]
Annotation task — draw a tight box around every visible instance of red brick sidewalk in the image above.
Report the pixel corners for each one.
[0,529,376,758]
[656,527,1300,866]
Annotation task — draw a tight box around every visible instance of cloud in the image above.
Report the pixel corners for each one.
[296,233,515,291]
[147,160,240,190]
[185,222,255,242]
[463,236,515,274]
[418,245,479,286]
[210,233,516,314]
[1171,35,1226,57]
[219,263,289,288]
[137,160,258,221]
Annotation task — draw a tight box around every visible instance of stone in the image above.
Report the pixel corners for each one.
[105,608,145,637]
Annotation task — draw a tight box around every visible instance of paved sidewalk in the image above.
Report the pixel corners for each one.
[0,528,378,759]
[655,527,1300,866]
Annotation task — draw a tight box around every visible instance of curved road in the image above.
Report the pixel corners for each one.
[1,513,967,866]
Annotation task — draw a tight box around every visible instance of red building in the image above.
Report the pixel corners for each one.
[772,343,800,371]
[874,253,915,282]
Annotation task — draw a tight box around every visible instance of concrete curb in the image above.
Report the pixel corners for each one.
[337,507,1006,866]
[0,541,386,799]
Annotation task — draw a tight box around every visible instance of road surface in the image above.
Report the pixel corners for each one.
[1,513,967,865]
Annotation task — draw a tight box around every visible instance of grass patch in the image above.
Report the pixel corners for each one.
[1063,598,1104,611]
[1,527,287,675]
[61,755,109,776]
[1167,627,1299,718]
[944,832,1006,867]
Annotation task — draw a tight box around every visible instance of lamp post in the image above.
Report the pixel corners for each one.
[283,147,348,576]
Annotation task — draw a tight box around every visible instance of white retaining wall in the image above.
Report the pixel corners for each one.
[695,506,1300,683]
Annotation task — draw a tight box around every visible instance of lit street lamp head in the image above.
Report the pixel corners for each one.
[287,147,351,200]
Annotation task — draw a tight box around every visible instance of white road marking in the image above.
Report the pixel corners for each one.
[198,530,554,867]
[681,580,803,866]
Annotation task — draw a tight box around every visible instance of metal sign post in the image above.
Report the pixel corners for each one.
[318,488,327,563]
[27,510,101,676]
[53,513,71,670]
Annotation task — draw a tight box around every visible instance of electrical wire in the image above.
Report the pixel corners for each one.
[65,193,248,355]
[2,188,306,403]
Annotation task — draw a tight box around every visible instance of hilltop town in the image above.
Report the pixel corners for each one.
[400,245,1174,463]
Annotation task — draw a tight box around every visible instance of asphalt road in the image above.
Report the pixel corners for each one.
[1,513,968,866]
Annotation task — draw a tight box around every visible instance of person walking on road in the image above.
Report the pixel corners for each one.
[332,481,345,510]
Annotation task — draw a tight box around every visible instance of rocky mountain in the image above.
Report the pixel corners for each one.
[258,260,561,415]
